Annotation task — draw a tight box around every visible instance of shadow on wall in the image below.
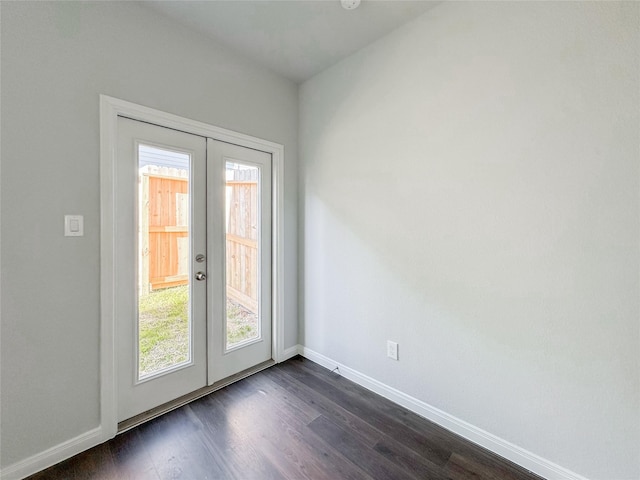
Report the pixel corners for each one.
[301,34,623,355]
[299,6,638,476]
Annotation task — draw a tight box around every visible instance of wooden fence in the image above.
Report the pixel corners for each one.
[225,168,259,313]
[138,165,259,314]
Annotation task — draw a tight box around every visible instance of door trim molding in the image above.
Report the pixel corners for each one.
[99,95,286,441]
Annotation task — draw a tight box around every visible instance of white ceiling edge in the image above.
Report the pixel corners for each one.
[143,1,442,83]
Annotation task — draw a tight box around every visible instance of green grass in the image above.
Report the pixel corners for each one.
[138,285,258,377]
[226,300,259,346]
[138,286,189,377]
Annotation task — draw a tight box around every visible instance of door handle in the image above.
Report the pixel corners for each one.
[195,271,206,281]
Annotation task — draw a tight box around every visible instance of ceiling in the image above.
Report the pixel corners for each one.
[144,1,440,83]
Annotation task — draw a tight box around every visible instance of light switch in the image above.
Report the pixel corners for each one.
[64,215,84,237]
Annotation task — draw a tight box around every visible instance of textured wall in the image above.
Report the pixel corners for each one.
[1,1,298,468]
[300,2,639,478]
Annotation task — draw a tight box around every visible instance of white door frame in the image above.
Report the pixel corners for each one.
[99,95,286,439]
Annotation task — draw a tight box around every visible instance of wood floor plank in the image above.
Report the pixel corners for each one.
[444,451,543,480]
[262,365,383,447]
[308,414,420,480]
[135,407,226,479]
[109,428,159,480]
[243,371,322,424]
[27,443,117,480]
[290,358,543,480]
[215,378,374,480]
[25,357,544,480]
[25,454,86,480]
[444,452,541,480]
[294,356,469,448]
[297,357,457,437]
[276,360,453,466]
[71,442,118,480]
[188,394,287,480]
[218,393,332,479]
[372,434,448,480]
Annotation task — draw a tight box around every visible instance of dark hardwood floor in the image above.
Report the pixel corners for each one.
[28,357,544,480]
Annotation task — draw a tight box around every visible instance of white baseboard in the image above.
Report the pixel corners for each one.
[298,346,589,480]
[2,347,588,480]
[3,345,299,480]
[0,427,105,480]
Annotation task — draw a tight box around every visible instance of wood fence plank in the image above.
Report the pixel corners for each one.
[139,174,150,295]
[142,172,258,303]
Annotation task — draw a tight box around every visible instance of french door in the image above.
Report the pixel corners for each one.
[116,117,272,422]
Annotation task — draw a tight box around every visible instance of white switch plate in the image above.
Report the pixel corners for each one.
[387,340,399,361]
[64,215,84,237]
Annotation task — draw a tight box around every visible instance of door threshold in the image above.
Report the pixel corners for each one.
[117,359,276,434]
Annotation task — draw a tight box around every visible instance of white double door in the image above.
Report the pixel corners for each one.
[116,117,272,422]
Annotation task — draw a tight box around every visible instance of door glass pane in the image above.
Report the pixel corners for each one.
[225,161,261,349]
[138,145,191,379]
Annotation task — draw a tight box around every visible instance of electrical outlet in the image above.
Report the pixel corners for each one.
[387,341,399,360]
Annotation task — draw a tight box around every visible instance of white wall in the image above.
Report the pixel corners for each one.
[0,1,298,469]
[300,2,639,479]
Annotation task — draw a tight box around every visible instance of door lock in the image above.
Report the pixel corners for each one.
[195,254,205,263]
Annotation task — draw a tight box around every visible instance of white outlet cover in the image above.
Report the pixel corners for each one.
[387,340,399,360]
